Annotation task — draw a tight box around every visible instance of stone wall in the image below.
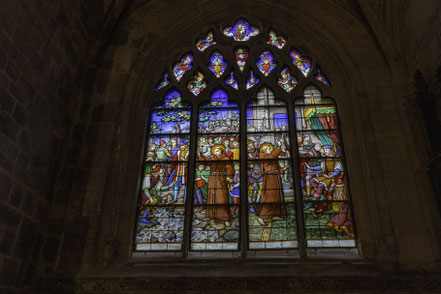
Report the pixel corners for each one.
[0,1,105,292]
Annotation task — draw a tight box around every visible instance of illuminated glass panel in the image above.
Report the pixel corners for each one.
[223,19,259,41]
[234,47,249,72]
[225,70,239,90]
[192,88,240,251]
[290,49,312,77]
[295,85,356,247]
[156,72,170,91]
[277,67,298,92]
[172,53,193,82]
[135,88,191,251]
[187,71,207,96]
[196,31,216,52]
[208,51,227,78]
[247,87,298,249]
[314,69,330,86]
[256,50,277,77]
[267,30,286,49]
[246,70,260,89]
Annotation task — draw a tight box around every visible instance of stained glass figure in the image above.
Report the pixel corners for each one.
[247,87,297,249]
[315,69,330,86]
[256,50,277,76]
[172,53,193,81]
[295,85,356,247]
[196,31,216,52]
[192,89,240,251]
[224,71,239,90]
[208,51,227,78]
[136,89,191,251]
[223,19,259,41]
[187,71,207,96]
[246,70,260,89]
[267,30,286,49]
[234,47,249,72]
[277,67,298,92]
[156,72,170,91]
[290,49,312,77]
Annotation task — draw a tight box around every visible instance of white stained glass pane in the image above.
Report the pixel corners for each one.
[307,240,323,247]
[338,240,356,247]
[281,241,298,248]
[167,243,182,250]
[222,243,239,250]
[136,243,151,251]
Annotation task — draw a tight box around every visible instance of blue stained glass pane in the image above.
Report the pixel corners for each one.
[223,19,259,41]
[153,89,190,109]
[196,31,216,52]
[224,71,239,90]
[156,72,170,91]
[290,49,312,77]
[208,51,227,78]
[278,67,298,92]
[256,50,277,77]
[173,53,193,81]
[234,47,249,72]
[246,70,260,89]
[315,69,330,86]
[200,88,239,108]
[267,30,286,49]
[187,71,207,96]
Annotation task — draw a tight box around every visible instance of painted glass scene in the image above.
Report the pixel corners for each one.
[234,47,249,72]
[290,49,312,77]
[267,30,286,49]
[208,51,227,78]
[278,67,298,92]
[295,85,355,247]
[246,70,260,89]
[223,19,259,41]
[187,71,207,96]
[225,71,239,90]
[135,91,192,251]
[192,90,240,250]
[156,72,170,91]
[315,69,330,86]
[173,53,193,81]
[247,87,297,249]
[196,31,216,52]
[256,50,277,77]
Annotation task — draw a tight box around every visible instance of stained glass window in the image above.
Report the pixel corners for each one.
[192,88,240,250]
[173,53,193,81]
[136,19,358,256]
[223,19,259,41]
[294,85,355,247]
[187,71,207,96]
[290,49,312,77]
[234,47,249,72]
[278,67,298,92]
[247,87,297,249]
[196,31,216,52]
[225,70,239,90]
[135,89,191,251]
[208,51,227,78]
[246,70,260,89]
[267,30,286,49]
[256,50,277,76]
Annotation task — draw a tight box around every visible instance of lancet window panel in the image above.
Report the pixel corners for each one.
[134,18,357,255]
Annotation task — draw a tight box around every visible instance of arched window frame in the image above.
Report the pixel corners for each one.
[135,17,358,258]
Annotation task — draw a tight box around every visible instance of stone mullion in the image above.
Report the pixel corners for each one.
[239,102,247,257]
[182,103,199,258]
[287,100,307,258]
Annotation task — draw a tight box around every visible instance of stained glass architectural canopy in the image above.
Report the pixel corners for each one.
[139,19,352,256]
